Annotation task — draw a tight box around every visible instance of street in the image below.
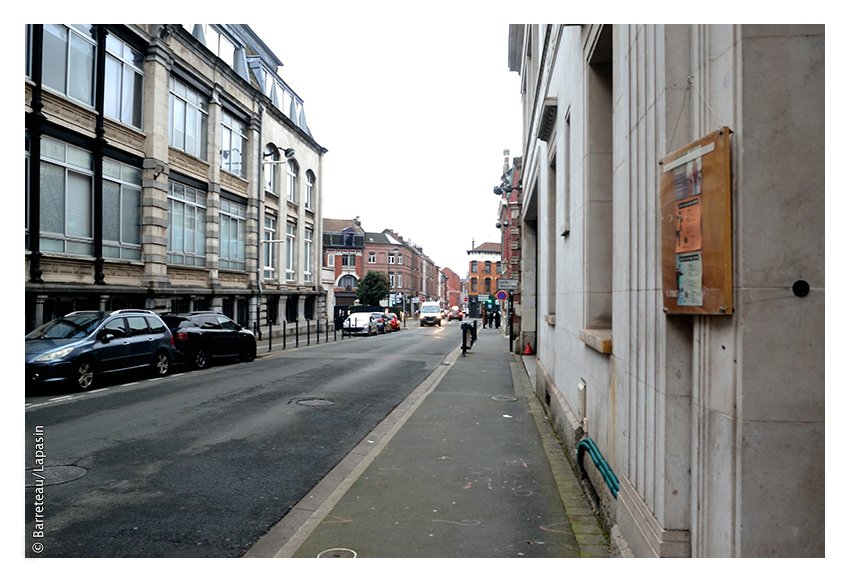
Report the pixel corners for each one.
[24,321,460,557]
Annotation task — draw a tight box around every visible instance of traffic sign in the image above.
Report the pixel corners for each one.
[495,290,508,301]
[497,279,519,291]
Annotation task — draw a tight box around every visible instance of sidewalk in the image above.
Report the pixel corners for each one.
[245,325,609,558]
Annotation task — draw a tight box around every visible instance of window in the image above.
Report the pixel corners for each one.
[398,253,403,265]
[341,254,355,267]
[388,254,395,264]
[340,274,357,291]
[397,273,402,288]
[286,222,296,281]
[369,252,376,264]
[471,261,478,274]
[485,261,491,274]
[305,170,315,210]
[264,215,276,278]
[471,278,478,292]
[39,136,94,256]
[485,278,492,293]
[169,76,209,159]
[220,111,247,178]
[219,198,246,270]
[304,227,313,282]
[42,24,96,107]
[197,25,234,68]
[326,252,335,267]
[102,158,142,260]
[167,181,206,266]
[105,34,144,128]
[287,160,298,202]
[264,145,279,194]
[389,272,395,287]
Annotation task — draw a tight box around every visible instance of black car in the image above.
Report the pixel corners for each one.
[25,310,175,390]
[161,312,256,369]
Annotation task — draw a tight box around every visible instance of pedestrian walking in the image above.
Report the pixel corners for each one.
[495,309,501,329]
[482,309,488,327]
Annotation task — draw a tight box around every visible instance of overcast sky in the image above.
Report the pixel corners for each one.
[249,16,523,277]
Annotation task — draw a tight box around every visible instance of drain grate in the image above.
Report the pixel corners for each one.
[294,398,335,407]
[318,548,356,558]
[492,396,518,402]
[26,465,88,487]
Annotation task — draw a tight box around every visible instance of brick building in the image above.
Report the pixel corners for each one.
[466,241,501,318]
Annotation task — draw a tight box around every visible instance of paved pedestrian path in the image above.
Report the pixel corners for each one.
[246,326,609,558]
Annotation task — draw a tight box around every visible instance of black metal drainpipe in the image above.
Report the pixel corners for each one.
[27,24,45,284]
[93,24,107,285]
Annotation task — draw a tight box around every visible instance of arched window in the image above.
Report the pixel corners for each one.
[305,170,315,210]
[287,159,298,202]
[339,274,358,291]
[264,144,279,194]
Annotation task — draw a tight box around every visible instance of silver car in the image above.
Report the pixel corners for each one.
[343,313,378,336]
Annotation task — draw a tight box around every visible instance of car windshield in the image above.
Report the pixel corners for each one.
[422,305,440,313]
[26,313,105,340]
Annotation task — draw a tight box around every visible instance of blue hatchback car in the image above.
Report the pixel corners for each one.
[25,310,175,390]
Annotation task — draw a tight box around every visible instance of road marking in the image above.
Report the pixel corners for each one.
[89,388,109,393]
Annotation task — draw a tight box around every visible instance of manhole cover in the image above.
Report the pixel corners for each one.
[26,465,87,487]
[318,548,356,558]
[294,398,335,407]
[492,396,518,402]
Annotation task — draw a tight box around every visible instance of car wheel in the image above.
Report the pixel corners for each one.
[241,341,256,362]
[193,347,208,370]
[152,351,170,377]
[74,358,96,390]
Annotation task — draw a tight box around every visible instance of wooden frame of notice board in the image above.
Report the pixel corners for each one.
[660,127,733,315]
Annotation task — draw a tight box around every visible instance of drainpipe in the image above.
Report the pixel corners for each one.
[255,103,264,338]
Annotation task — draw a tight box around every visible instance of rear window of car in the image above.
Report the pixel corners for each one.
[145,316,166,334]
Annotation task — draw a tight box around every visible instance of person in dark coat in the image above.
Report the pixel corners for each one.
[482,308,488,327]
[495,309,501,329]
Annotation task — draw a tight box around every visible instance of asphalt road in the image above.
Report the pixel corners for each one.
[24,321,460,557]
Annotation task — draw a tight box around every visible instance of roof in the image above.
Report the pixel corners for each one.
[469,242,502,253]
[364,232,402,245]
[323,218,364,234]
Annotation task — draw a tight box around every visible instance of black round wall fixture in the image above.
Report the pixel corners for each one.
[792,280,810,298]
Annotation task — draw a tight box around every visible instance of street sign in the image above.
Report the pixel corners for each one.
[497,279,519,291]
[495,290,508,301]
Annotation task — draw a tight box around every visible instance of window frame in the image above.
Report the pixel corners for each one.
[104,33,144,129]
[169,76,209,160]
[304,227,313,282]
[102,157,142,260]
[219,196,247,271]
[38,136,95,256]
[167,180,207,267]
[220,110,248,178]
[285,221,296,281]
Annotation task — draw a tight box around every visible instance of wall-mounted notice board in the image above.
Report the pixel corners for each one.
[660,128,733,315]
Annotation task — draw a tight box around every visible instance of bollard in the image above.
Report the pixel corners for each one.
[295,319,299,348]
[317,319,320,344]
[268,318,272,352]
[325,317,329,343]
[307,320,311,346]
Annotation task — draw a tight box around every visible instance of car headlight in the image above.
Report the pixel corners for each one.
[34,346,75,362]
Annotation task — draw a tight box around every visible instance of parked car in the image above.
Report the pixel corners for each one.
[371,312,390,334]
[385,312,400,331]
[25,310,175,390]
[448,307,463,321]
[161,312,256,370]
[419,301,442,326]
[343,313,377,336]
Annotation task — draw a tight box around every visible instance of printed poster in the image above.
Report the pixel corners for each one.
[675,196,702,253]
[674,150,703,201]
[676,252,703,306]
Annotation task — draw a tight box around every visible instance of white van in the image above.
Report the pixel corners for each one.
[419,301,442,327]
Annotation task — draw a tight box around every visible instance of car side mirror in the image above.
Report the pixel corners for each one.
[99,331,115,343]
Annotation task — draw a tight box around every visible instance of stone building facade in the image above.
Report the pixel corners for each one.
[25,24,326,336]
[509,24,824,557]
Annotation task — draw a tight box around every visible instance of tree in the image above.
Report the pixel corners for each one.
[356,270,390,307]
